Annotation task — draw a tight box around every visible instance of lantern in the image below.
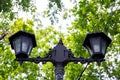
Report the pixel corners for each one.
[83,32,111,59]
[9,31,36,58]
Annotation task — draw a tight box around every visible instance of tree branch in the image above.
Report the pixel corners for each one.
[0,33,7,40]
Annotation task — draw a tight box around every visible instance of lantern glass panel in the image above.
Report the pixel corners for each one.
[21,37,29,53]
[101,39,107,54]
[14,38,21,54]
[27,43,33,55]
[86,45,93,56]
[90,37,100,53]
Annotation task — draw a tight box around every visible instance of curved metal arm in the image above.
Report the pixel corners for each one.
[15,57,53,64]
[67,57,105,64]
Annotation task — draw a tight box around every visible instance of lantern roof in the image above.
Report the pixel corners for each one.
[9,31,37,49]
[83,32,111,47]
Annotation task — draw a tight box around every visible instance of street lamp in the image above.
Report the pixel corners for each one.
[9,31,36,58]
[9,31,111,80]
[83,32,111,59]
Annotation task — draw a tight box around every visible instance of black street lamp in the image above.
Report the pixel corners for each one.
[9,31,111,80]
[9,31,36,58]
[83,32,111,59]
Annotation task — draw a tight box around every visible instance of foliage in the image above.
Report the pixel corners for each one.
[67,0,120,80]
[0,0,34,12]
[0,0,120,80]
[10,18,34,33]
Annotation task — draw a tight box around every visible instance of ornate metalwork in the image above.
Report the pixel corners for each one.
[15,39,105,80]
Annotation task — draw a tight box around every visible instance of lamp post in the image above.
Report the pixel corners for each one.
[9,31,111,80]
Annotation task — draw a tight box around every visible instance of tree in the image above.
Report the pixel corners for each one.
[65,0,120,80]
[0,0,120,80]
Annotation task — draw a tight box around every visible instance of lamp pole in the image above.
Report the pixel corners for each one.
[9,31,111,80]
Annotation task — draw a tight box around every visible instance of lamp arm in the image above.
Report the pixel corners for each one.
[67,57,105,64]
[15,57,53,64]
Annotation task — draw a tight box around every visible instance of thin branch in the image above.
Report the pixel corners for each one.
[0,33,7,40]
[77,62,90,80]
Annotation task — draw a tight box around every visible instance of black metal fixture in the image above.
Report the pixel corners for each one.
[83,32,111,59]
[9,31,36,58]
[9,31,111,80]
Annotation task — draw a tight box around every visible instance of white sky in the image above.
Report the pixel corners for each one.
[15,0,76,33]
[35,0,75,33]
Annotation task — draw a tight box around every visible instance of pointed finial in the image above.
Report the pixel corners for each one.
[58,38,63,45]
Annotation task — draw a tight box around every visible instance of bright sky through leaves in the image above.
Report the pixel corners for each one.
[14,0,76,33]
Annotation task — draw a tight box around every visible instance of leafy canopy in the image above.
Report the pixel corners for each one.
[0,0,120,80]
